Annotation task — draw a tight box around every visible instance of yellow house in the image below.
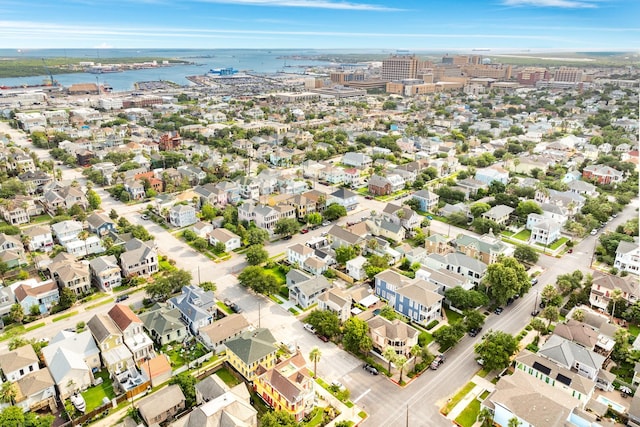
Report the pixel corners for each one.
[225,328,277,381]
[87,313,134,374]
[254,352,315,422]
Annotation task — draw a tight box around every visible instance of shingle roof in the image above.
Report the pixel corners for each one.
[137,384,185,421]
[538,334,605,371]
[108,304,142,332]
[367,316,419,341]
[0,345,39,374]
[224,328,277,366]
[16,369,54,399]
[87,314,122,344]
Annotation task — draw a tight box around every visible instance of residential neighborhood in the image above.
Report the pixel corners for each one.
[0,52,637,427]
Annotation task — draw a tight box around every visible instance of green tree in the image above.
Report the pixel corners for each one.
[8,303,24,324]
[477,408,494,427]
[530,318,547,337]
[169,373,196,407]
[445,287,489,310]
[86,189,101,210]
[260,411,298,427]
[484,257,530,306]
[364,254,390,279]
[309,346,322,378]
[508,417,522,427]
[463,310,485,332]
[166,269,193,292]
[323,203,347,222]
[245,244,269,265]
[200,281,216,293]
[515,200,542,220]
[474,330,518,372]
[274,218,301,237]
[305,310,341,338]
[146,277,173,301]
[396,354,408,383]
[541,285,562,307]
[470,202,491,218]
[109,209,118,220]
[335,245,358,265]
[433,323,465,350]
[513,245,539,264]
[0,382,17,405]
[383,346,397,374]
[182,229,197,242]
[343,317,372,355]
[238,266,279,295]
[541,305,560,327]
[58,288,77,310]
[305,212,323,226]
[192,237,208,251]
[472,218,502,234]
[212,241,226,254]
[0,405,24,426]
[201,204,218,221]
[246,228,269,246]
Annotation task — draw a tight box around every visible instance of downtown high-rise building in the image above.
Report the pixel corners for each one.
[382,55,419,81]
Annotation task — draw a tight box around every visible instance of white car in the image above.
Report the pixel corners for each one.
[303,323,317,334]
[590,229,598,235]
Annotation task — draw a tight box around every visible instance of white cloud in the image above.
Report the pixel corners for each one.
[501,0,600,8]
[193,0,404,11]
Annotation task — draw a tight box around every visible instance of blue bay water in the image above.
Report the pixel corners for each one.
[0,48,374,92]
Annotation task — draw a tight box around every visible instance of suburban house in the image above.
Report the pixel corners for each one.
[176,378,257,426]
[14,280,59,315]
[254,352,315,422]
[191,221,214,239]
[582,164,625,185]
[287,244,315,267]
[368,175,392,196]
[42,186,87,214]
[288,273,332,309]
[453,233,512,265]
[14,369,57,413]
[140,354,172,388]
[327,188,359,212]
[169,204,197,228]
[367,315,419,357]
[374,270,443,326]
[515,349,595,403]
[0,233,26,267]
[567,180,598,197]
[481,205,514,226]
[50,220,83,246]
[346,255,367,282]
[48,257,91,295]
[614,240,639,275]
[423,252,488,287]
[23,225,54,252]
[120,238,158,278]
[139,303,188,346]
[415,266,473,294]
[589,271,639,312]
[366,219,406,243]
[425,234,454,257]
[0,286,14,317]
[482,369,589,427]
[238,203,280,234]
[108,304,154,363]
[0,345,40,382]
[89,255,122,292]
[225,328,278,381]
[208,228,242,252]
[342,152,372,169]
[42,331,100,399]
[475,165,509,185]
[137,384,186,426]
[168,285,216,335]
[381,203,422,230]
[87,314,134,375]
[86,212,116,236]
[199,314,252,353]
[411,189,440,213]
[317,287,352,323]
[529,218,562,245]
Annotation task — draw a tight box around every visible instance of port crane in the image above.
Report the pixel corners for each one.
[41,58,59,87]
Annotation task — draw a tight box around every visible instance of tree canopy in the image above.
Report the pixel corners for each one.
[484,257,530,306]
[513,245,539,264]
[245,244,269,266]
[342,317,372,355]
[305,310,341,338]
[238,266,279,295]
[274,218,301,237]
[444,287,489,310]
[474,330,518,372]
[323,203,347,221]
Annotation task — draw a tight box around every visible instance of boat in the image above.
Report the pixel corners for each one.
[70,393,86,412]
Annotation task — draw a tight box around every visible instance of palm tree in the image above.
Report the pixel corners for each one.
[309,346,321,379]
[572,309,585,322]
[410,344,422,372]
[78,230,90,257]
[396,355,408,383]
[477,408,494,427]
[383,346,397,374]
[0,381,17,405]
[508,417,522,427]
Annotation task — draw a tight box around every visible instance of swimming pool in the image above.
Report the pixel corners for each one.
[597,395,626,413]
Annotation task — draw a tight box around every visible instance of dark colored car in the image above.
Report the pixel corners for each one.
[363,364,379,375]
[318,335,329,342]
[494,307,503,315]
[531,310,540,316]
[468,328,480,337]
[301,229,309,234]
[430,354,445,370]
[365,195,373,200]
[115,294,129,302]
[283,235,293,240]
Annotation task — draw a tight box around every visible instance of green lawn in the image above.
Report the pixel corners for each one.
[628,323,640,338]
[455,398,481,427]
[216,366,241,387]
[163,342,208,368]
[81,370,115,412]
[264,265,287,286]
[52,311,78,322]
[216,301,233,315]
[501,230,515,237]
[442,382,476,415]
[513,229,531,241]
[548,237,569,250]
[304,408,324,427]
[444,308,463,325]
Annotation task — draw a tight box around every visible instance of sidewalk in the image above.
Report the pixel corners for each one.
[314,380,366,427]
[446,375,495,422]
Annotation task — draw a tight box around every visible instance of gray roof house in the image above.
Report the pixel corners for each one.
[288,273,332,309]
[481,204,514,226]
[199,314,252,353]
[137,384,186,426]
[168,285,216,335]
[120,238,158,278]
[139,303,189,346]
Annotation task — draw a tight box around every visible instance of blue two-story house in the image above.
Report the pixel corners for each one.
[374,270,443,326]
[15,280,60,314]
[86,212,116,237]
[168,285,216,335]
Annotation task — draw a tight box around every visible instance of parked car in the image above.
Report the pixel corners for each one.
[228,302,242,313]
[301,228,309,234]
[303,323,317,334]
[115,294,129,302]
[531,310,540,316]
[322,221,331,227]
[567,248,573,254]
[365,195,373,200]
[331,381,344,390]
[363,364,379,375]
[141,214,149,220]
[590,229,598,235]
[282,235,293,240]
[494,307,503,315]
[318,335,329,343]
[476,358,485,366]
[468,328,481,337]
[530,278,538,286]
[430,354,445,370]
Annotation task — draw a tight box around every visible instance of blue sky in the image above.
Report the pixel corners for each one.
[1,0,638,50]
